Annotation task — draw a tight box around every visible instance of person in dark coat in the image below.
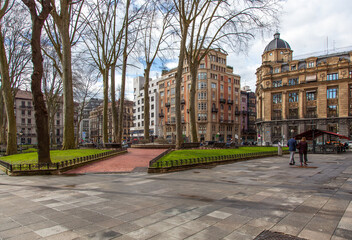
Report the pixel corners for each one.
[287,137,297,165]
[297,137,308,166]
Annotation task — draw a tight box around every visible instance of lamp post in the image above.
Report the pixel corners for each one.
[19,130,23,153]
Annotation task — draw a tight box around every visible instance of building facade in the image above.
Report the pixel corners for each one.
[256,33,352,144]
[79,98,103,142]
[89,100,133,143]
[240,86,257,143]
[131,76,159,140]
[158,49,242,143]
[14,90,64,145]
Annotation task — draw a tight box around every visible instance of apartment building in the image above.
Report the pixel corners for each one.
[256,33,352,144]
[89,100,133,143]
[79,98,103,142]
[240,86,257,143]
[158,49,241,143]
[15,90,63,144]
[131,76,159,140]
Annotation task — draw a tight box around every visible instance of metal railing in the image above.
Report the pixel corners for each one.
[0,149,126,173]
[150,150,288,169]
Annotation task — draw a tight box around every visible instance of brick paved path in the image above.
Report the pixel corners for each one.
[65,148,166,174]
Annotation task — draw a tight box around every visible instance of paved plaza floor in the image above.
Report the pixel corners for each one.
[0,152,351,239]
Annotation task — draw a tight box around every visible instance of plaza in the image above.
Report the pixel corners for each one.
[0,153,351,239]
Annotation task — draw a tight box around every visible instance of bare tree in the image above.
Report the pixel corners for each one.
[73,68,99,147]
[0,0,17,155]
[22,0,52,163]
[82,0,125,144]
[0,88,6,145]
[185,0,279,142]
[46,0,86,149]
[42,53,62,147]
[172,0,206,149]
[139,0,172,142]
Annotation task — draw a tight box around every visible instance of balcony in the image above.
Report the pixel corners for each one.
[271,116,282,120]
[219,98,226,104]
[235,111,240,115]
[288,115,299,119]
[165,102,170,107]
[159,113,164,118]
[181,99,186,105]
[211,108,218,113]
[198,118,207,122]
[242,110,248,115]
[227,99,233,105]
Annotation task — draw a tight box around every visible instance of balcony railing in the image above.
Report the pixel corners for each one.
[305,114,317,118]
[219,98,226,104]
[165,103,170,107]
[235,111,240,115]
[271,116,282,120]
[227,100,233,104]
[288,115,299,119]
[181,99,185,105]
[159,113,164,118]
[211,108,218,113]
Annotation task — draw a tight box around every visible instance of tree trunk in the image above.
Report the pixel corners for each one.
[60,20,75,149]
[23,0,52,164]
[117,0,130,144]
[0,89,6,145]
[175,24,188,149]
[110,65,118,142]
[189,62,198,142]
[103,67,109,144]
[0,26,17,155]
[143,65,151,142]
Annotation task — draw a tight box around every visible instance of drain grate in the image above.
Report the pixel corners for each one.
[254,230,306,240]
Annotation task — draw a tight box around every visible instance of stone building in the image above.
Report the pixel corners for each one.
[14,90,64,145]
[89,100,133,143]
[240,86,257,143]
[79,98,103,142]
[158,49,241,143]
[256,33,352,145]
[131,76,159,140]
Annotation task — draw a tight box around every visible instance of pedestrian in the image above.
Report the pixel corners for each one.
[297,137,308,166]
[287,137,297,165]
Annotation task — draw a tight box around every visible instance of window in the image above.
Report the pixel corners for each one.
[151,96,154,102]
[21,110,25,115]
[327,73,338,81]
[198,92,207,100]
[228,86,231,92]
[151,120,154,126]
[28,119,31,124]
[200,63,205,69]
[160,91,164,97]
[171,88,175,95]
[211,83,216,89]
[198,82,207,89]
[327,88,338,99]
[22,118,25,124]
[21,101,25,107]
[228,78,231,83]
[308,61,315,68]
[151,113,154,118]
[220,85,223,90]
[272,93,282,104]
[274,67,280,73]
[272,80,282,88]
[198,102,207,111]
[198,72,207,80]
[56,120,60,125]
[291,65,296,71]
[327,105,338,117]
[151,105,154,110]
[306,91,316,101]
[288,78,298,86]
[171,98,175,104]
[289,92,298,102]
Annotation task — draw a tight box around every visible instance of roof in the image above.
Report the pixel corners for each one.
[295,129,350,140]
[264,33,291,53]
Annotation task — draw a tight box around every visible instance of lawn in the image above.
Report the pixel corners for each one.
[0,149,111,164]
[156,146,287,163]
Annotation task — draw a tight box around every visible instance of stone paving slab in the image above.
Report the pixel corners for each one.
[0,153,352,239]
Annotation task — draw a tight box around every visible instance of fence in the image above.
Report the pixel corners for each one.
[149,150,288,170]
[0,149,126,175]
[149,148,173,167]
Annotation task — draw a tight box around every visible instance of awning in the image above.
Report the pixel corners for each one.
[295,129,350,140]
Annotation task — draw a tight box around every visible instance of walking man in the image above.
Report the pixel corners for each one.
[287,137,297,165]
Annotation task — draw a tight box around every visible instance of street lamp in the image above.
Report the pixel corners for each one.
[19,130,23,153]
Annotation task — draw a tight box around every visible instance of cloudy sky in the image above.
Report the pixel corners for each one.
[120,0,352,100]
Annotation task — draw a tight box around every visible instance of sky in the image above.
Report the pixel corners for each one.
[119,0,352,100]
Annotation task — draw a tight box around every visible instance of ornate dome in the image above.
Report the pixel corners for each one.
[264,33,291,52]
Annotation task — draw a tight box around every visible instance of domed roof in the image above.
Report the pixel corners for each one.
[264,33,291,53]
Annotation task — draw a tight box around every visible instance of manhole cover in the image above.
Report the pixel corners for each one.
[254,230,306,240]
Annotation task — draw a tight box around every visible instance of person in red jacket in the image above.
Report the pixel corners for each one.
[297,137,308,166]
